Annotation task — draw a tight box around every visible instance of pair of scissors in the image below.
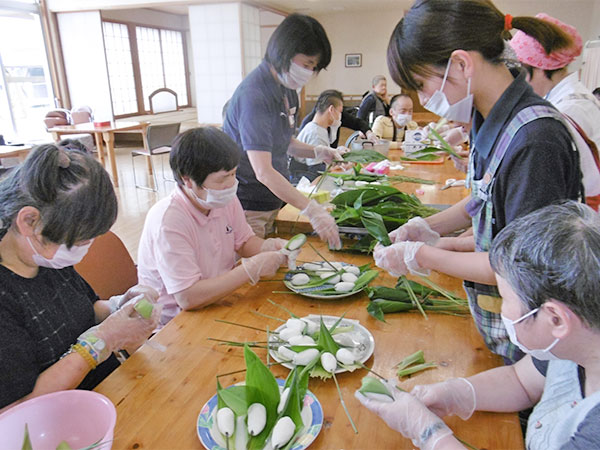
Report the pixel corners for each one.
[440,178,466,190]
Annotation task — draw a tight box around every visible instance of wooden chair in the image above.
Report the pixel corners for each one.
[149,88,178,114]
[74,231,138,299]
[132,122,181,191]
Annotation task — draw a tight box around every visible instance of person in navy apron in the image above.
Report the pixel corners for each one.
[224,14,342,248]
[373,0,583,364]
[357,202,600,449]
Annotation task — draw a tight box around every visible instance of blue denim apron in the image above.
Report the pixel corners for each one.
[464,105,571,364]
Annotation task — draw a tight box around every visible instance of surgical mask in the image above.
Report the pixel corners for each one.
[393,113,412,127]
[501,308,560,360]
[193,179,239,209]
[424,59,474,123]
[28,237,93,269]
[277,62,314,90]
[331,110,342,130]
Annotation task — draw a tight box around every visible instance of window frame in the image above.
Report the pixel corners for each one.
[102,19,191,119]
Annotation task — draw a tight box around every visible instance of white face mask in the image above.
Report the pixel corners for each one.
[501,307,560,360]
[424,59,474,123]
[192,179,239,209]
[393,113,412,127]
[330,108,342,130]
[277,62,314,90]
[28,237,93,269]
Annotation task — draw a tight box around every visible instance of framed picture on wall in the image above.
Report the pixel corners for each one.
[345,53,362,68]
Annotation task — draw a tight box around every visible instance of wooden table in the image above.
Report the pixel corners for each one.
[276,150,468,234]
[0,144,33,162]
[94,152,523,449]
[48,121,149,187]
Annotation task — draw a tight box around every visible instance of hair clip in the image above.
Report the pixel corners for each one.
[57,150,71,169]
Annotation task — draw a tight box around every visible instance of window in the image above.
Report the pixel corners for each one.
[102,21,189,118]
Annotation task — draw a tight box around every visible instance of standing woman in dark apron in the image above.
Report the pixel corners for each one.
[224,14,342,248]
[373,0,583,364]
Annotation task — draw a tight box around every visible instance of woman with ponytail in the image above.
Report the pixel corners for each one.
[374,0,583,365]
[0,145,160,411]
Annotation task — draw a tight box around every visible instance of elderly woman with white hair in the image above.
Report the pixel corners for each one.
[357,201,600,449]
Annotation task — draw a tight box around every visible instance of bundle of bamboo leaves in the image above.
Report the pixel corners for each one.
[365,276,470,321]
[330,185,438,252]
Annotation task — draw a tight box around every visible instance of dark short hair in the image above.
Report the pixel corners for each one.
[169,127,240,186]
[0,144,117,247]
[390,93,413,109]
[522,64,562,81]
[593,87,600,96]
[265,13,331,73]
[490,201,600,330]
[58,138,90,154]
[387,0,574,91]
[315,90,343,113]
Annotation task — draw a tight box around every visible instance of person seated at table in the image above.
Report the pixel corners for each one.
[593,87,600,102]
[510,13,600,210]
[357,75,390,124]
[137,127,296,327]
[371,94,418,142]
[290,90,350,183]
[299,89,377,148]
[0,144,160,412]
[357,201,600,450]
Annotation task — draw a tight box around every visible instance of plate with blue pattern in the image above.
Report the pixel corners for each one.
[197,378,323,450]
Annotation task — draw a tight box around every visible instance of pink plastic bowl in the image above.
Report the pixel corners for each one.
[0,390,116,449]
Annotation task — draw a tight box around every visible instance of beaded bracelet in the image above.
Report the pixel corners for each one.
[70,343,97,370]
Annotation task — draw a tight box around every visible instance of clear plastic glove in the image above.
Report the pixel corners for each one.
[314,144,344,164]
[260,238,287,252]
[241,251,286,285]
[389,217,440,245]
[301,199,342,250]
[82,299,161,363]
[412,378,476,420]
[107,284,159,313]
[441,127,468,147]
[365,130,379,143]
[373,241,428,277]
[355,381,453,450]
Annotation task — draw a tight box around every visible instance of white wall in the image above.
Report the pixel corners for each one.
[57,11,113,120]
[308,1,599,97]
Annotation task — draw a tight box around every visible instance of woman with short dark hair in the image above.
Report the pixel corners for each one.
[137,127,296,326]
[374,0,583,364]
[0,145,159,411]
[223,14,342,247]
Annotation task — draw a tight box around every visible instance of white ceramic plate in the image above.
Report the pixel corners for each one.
[268,315,375,374]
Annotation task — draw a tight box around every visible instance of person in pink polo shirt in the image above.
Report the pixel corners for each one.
[137,127,294,326]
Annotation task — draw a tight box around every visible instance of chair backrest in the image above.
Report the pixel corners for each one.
[149,88,178,114]
[43,109,71,129]
[147,122,182,153]
[71,106,93,124]
[74,231,138,299]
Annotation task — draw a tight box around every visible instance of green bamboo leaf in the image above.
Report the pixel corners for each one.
[342,149,386,163]
[361,210,392,246]
[366,301,386,322]
[397,362,437,378]
[317,317,340,354]
[244,345,281,450]
[353,269,379,291]
[21,425,32,450]
[217,380,248,416]
[395,350,425,372]
[428,128,462,158]
[358,376,393,399]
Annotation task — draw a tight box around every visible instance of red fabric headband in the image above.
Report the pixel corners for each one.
[504,14,513,31]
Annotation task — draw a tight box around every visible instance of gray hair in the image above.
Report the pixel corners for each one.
[372,75,386,87]
[0,144,118,247]
[490,201,600,329]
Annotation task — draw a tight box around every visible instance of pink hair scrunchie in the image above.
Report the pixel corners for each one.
[509,13,582,70]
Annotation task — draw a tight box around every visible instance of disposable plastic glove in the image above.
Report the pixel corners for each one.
[365,130,379,143]
[313,145,345,164]
[107,284,159,313]
[411,378,476,420]
[441,127,469,147]
[241,251,286,285]
[301,199,342,250]
[373,241,429,277]
[355,382,453,450]
[81,298,161,364]
[389,217,440,245]
[260,238,287,252]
